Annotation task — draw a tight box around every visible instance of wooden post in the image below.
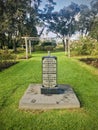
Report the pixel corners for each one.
[25,37,28,59]
[68,38,70,58]
[29,40,32,55]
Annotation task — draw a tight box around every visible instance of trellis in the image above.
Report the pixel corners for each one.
[22,37,57,59]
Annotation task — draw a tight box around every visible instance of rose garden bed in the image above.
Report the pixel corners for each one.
[0,61,18,71]
[80,58,98,68]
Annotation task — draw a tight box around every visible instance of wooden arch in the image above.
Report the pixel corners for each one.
[22,37,57,59]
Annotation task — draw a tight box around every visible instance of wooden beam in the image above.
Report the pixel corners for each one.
[29,40,32,55]
[25,37,28,59]
[22,37,39,41]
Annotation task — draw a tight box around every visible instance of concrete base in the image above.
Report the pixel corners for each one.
[19,84,80,110]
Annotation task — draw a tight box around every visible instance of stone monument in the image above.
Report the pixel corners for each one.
[41,51,58,94]
[19,52,80,110]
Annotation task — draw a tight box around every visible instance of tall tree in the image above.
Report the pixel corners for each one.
[0,0,40,51]
[78,4,95,36]
[78,0,98,40]
[89,0,98,41]
[38,0,56,36]
[89,17,98,41]
[0,0,7,49]
[46,2,80,52]
[90,0,98,15]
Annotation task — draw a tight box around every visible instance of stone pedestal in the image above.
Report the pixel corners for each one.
[42,55,57,94]
[19,84,80,110]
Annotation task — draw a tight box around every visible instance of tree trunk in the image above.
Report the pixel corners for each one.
[0,43,3,49]
[7,35,11,49]
[7,33,13,49]
[62,38,66,51]
[7,36,10,49]
[66,38,70,57]
[13,40,17,52]
[66,38,68,52]
[97,35,98,42]
[29,40,32,55]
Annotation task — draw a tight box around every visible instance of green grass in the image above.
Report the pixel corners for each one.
[0,51,98,130]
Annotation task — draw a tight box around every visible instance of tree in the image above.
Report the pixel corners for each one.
[0,0,7,49]
[78,0,98,41]
[0,0,41,51]
[89,17,98,41]
[38,0,56,36]
[78,5,91,36]
[89,0,98,41]
[46,2,80,54]
[90,0,98,15]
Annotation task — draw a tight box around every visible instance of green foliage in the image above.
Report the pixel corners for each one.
[89,17,98,41]
[34,45,42,51]
[0,52,98,130]
[0,0,39,51]
[31,41,39,46]
[0,50,16,61]
[78,0,98,41]
[78,5,92,35]
[0,50,16,71]
[41,41,56,51]
[70,36,98,56]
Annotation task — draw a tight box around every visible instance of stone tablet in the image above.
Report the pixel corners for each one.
[42,56,57,88]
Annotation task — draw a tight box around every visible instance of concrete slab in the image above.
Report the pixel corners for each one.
[19,84,80,110]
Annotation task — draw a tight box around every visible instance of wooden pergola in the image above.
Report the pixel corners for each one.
[22,37,39,59]
[22,36,57,59]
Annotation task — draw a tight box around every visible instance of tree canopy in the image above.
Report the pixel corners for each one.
[0,0,40,50]
[0,0,98,51]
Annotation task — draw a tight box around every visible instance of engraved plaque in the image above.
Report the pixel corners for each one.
[42,56,57,88]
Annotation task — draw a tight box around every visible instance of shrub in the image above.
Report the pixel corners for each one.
[70,36,98,56]
[0,50,17,71]
[54,44,64,51]
[44,46,54,51]
[34,45,42,51]
[17,55,32,59]
[41,41,56,51]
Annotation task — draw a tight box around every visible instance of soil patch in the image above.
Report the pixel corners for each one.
[80,58,98,68]
[0,61,18,71]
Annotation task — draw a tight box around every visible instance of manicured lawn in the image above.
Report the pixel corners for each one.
[0,51,98,130]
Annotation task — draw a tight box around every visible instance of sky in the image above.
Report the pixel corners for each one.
[40,0,92,11]
[54,0,92,10]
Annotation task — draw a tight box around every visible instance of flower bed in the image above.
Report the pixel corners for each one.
[80,58,98,68]
[0,50,17,71]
